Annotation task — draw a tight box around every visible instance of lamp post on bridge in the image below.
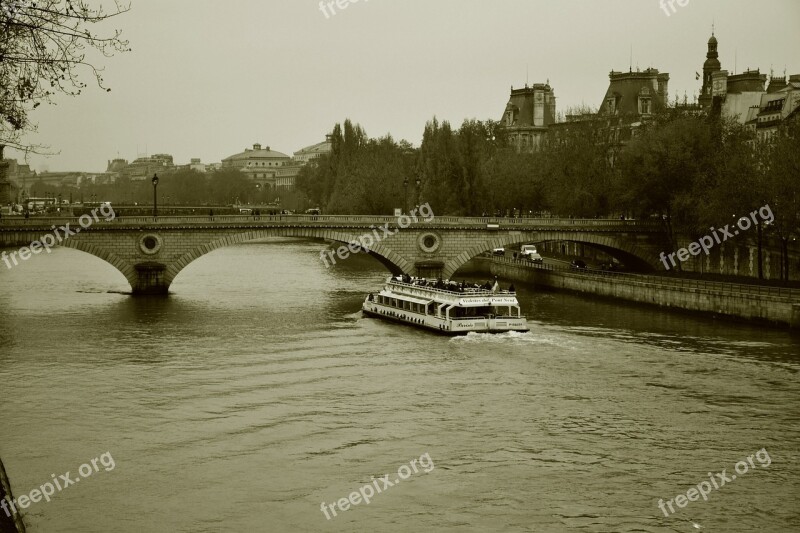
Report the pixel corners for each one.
[151,174,159,219]
[415,176,421,208]
[403,177,409,214]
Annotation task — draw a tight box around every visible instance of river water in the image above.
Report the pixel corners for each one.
[1,239,798,532]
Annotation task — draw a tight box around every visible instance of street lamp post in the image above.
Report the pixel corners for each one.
[415,176,421,207]
[151,174,159,219]
[403,177,409,214]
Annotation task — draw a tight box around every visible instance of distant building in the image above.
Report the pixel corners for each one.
[750,75,800,142]
[222,143,293,189]
[547,67,670,157]
[126,154,174,181]
[0,147,11,205]
[175,158,208,173]
[499,83,557,152]
[274,164,302,189]
[699,33,721,110]
[293,135,332,163]
[598,68,670,118]
[105,154,173,181]
[106,158,128,173]
[188,158,206,172]
[33,172,84,187]
[2,157,35,192]
[698,30,799,139]
[710,69,768,124]
[30,171,115,188]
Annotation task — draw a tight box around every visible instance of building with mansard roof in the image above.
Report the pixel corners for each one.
[700,30,799,137]
[598,68,670,118]
[499,83,557,152]
[749,75,800,142]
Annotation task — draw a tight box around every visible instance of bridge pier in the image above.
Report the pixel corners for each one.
[132,262,170,295]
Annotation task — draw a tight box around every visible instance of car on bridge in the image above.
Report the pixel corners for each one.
[492,247,505,256]
[526,252,544,264]
[570,259,587,270]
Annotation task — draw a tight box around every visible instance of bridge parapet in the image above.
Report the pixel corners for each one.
[0,214,667,232]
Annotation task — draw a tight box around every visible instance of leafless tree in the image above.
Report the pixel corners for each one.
[0,0,130,155]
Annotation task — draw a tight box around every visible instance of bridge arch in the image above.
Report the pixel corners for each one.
[60,239,140,288]
[443,231,661,279]
[164,228,413,288]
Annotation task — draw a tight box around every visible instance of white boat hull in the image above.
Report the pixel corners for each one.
[362,302,529,335]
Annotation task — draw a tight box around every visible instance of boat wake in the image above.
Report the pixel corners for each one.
[450,330,534,343]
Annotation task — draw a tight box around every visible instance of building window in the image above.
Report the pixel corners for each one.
[606,98,616,114]
[639,97,652,115]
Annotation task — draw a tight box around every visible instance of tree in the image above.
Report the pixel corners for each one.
[0,0,131,154]
[699,118,766,278]
[293,119,415,214]
[543,116,616,218]
[617,115,716,264]
[761,116,800,281]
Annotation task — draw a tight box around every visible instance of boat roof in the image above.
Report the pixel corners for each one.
[388,278,501,297]
[378,291,433,306]
[384,278,520,306]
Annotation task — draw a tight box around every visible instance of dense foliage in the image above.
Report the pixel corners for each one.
[292,112,799,278]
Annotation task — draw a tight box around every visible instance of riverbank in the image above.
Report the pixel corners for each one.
[459,256,800,328]
[0,458,24,533]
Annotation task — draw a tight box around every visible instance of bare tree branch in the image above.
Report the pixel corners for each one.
[0,0,131,152]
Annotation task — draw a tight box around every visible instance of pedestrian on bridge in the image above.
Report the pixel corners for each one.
[209,208,214,221]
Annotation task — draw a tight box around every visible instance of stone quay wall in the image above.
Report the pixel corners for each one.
[464,256,800,328]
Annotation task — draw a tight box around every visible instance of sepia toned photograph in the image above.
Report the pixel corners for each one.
[1,1,799,531]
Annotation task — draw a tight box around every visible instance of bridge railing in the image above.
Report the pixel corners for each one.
[489,254,800,300]
[0,214,667,230]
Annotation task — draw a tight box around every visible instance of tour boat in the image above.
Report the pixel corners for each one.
[362,276,529,335]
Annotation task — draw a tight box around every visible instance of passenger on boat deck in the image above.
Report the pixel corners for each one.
[509,284,515,293]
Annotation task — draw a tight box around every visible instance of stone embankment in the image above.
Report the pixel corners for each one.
[462,256,800,328]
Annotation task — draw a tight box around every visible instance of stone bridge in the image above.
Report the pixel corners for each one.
[0,214,669,294]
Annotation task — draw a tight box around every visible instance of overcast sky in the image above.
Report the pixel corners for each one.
[9,0,800,172]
